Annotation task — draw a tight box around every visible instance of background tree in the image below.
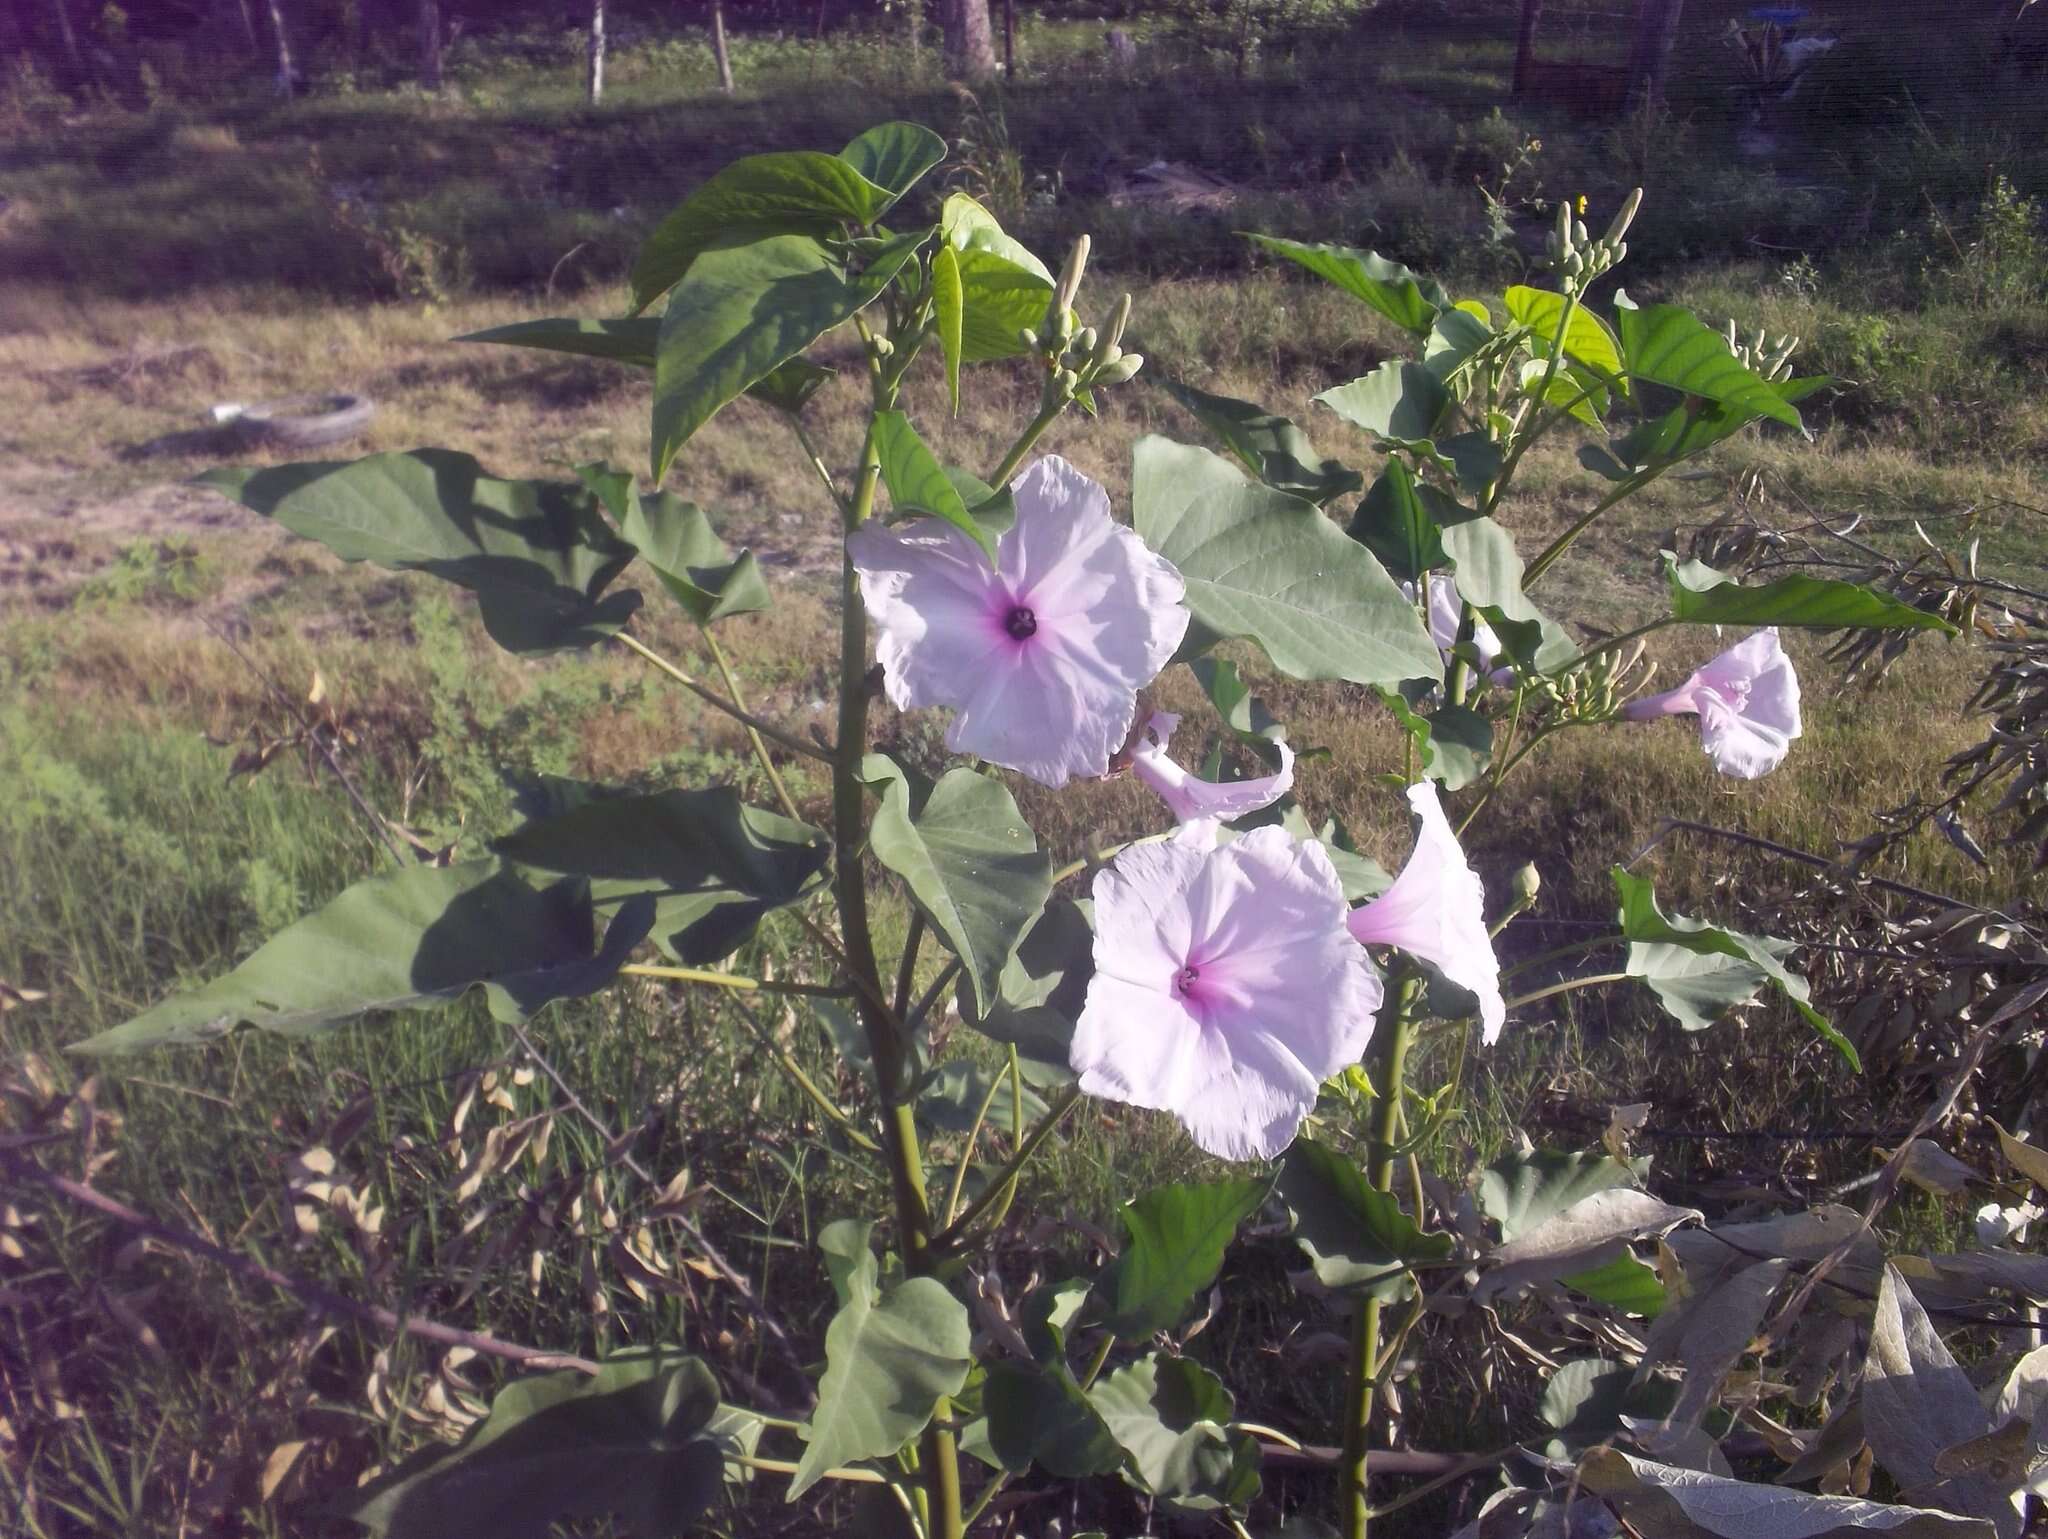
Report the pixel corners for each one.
[46,0,85,85]
[941,0,994,80]
[1626,0,1683,104]
[587,0,603,103]
[710,0,733,92]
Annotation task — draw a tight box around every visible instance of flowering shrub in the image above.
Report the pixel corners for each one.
[79,124,2006,1539]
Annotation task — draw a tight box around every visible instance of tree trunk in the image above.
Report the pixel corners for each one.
[586,0,603,103]
[262,0,293,95]
[709,0,733,93]
[1512,0,1543,96]
[1002,0,1013,76]
[1625,0,1684,105]
[417,0,441,89]
[940,0,994,81]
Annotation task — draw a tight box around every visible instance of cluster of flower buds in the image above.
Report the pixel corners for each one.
[1532,636,1654,723]
[1723,321,1800,382]
[1546,187,1643,292]
[1017,235,1144,408]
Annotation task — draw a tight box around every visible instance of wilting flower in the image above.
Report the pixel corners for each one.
[1620,628,1801,780]
[1423,573,1503,674]
[848,457,1189,788]
[1070,823,1383,1161]
[1128,711,1295,824]
[1347,784,1506,1044]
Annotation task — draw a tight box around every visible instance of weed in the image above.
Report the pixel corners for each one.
[76,538,213,610]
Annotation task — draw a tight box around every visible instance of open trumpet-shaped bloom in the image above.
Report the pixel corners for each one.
[1070,823,1383,1162]
[848,456,1189,788]
[1128,711,1296,824]
[1347,784,1506,1044]
[1620,628,1801,780]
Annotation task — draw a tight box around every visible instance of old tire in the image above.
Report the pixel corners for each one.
[234,392,377,449]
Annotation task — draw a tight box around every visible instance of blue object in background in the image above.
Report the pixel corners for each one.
[1748,5,1808,24]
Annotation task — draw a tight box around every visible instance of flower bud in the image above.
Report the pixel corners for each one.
[1555,201,1573,253]
[870,334,894,358]
[1054,365,1079,395]
[1097,352,1144,385]
[1054,233,1091,314]
[1076,326,1098,357]
[1606,187,1644,246]
[1018,326,1039,352]
[1510,862,1541,907]
[1106,292,1133,350]
[1573,218,1588,248]
[1565,248,1585,277]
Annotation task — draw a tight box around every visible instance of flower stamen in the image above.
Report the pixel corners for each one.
[1004,605,1039,641]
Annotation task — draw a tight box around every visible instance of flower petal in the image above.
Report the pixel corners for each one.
[1072,824,1381,1161]
[1620,629,1801,778]
[1129,712,1296,823]
[1696,691,1794,779]
[1347,784,1505,1044]
[1427,573,1502,674]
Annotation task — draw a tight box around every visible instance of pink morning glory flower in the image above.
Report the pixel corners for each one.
[1070,822,1384,1161]
[1619,628,1802,780]
[1128,711,1296,824]
[847,456,1190,789]
[1347,784,1506,1044]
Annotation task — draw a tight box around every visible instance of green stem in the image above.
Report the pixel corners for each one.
[1342,982,1421,1539]
[985,403,1064,489]
[704,626,803,823]
[1484,287,1580,518]
[732,1453,888,1485]
[1502,971,1631,1011]
[893,911,928,1024]
[1455,723,1558,838]
[934,1086,1084,1253]
[722,991,882,1155]
[1522,473,1652,588]
[614,632,831,763]
[1498,935,1624,981]
[940,1048,1009,1229]
[619,963,846,996]
[1077,1330,1116,1390]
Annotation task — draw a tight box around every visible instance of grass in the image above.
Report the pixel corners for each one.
[4,1,2046,1533]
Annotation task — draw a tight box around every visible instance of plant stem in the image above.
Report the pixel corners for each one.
[1342,982,1421,1539]
[703,626,803,822]
[614,631,831,763]
[941,1049,1010,1229]
[620,963,847,997]
[1498,934,1624,981]
[934,1085,1084,1252]
[1502,971,1631,1011]
[893,911,928,1023]
[789,415,851,519]
[721,990,882,1154]
[1077,1329,1116,1390]
[985,402,1063,489]
[730,1453,888,1485]
[1522,473,1651,588]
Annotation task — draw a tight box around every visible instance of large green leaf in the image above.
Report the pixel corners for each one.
[1154,374,1363,506]
[651,231,917,482]
[458,316,659,368]
[956,896,1095,1074]
[1560,1252,1667,1317]
[941,193,1053,281]
[493,786,830,965]
[1613,303,1803,428]
[1662,554,1957,633]
[931,243,964,414]
[1245,235,1450,336]
[1604,374,1826,474]
[873,410,997,562]
[1131,437,1440,686]
[348,1353,726,1539]
[1477,1149,1645,1243]
[199,451,638,654]
[1626,934,1787,1032]
[1613,868,1859,1069]
[1347,459,1448,583]
[74,861,652,1053]
[836,121,948,206]
[1101,1178,1267,1337]
[1316,361,1450,445]
[630,142,912,313]
[1504,286,1625,379]
[1423,304,1496,383]
[984,1361,1122,1477]
[1277,1139,1454,1301]
[862,755,1053,1017]
[790,1222,973,1498]
[1089,1355,1262,1510]
[577,466,769,625]
[1436,511,1577,671]
[939,195,1056,363]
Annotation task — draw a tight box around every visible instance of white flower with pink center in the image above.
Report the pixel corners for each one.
[848,456,1189,788]
[1620,628,1801,780]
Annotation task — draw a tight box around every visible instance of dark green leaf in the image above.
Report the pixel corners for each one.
[1131,438,1441,686]
[836,121,948,205]
[1610,375,1827,472]
[1378,690,1490,790]
[74,862,651,1053]
[1613,303,1803,428]
[348,1352,724,1539]
[1277,1139,1454,1301]
[745,356,836,415]
[631,150,895,313]
[1614,867,1859,1069]
[932,243,963,415]
[957,897,1094,1074]
[493,787,830,965]
[1538,1356,1677,1439]
[1347,460,1447,583]
[862,755,1053,1017]
[1437,512,1577,672]
[1020,1277,1091,1363]
[1245,235,1450,335]
[985,1362,1123,1477]
[953,247,1056,362]
[915,1059,1049,1134]
[578,466,769,625]
[1663,553,1957,633]
[1423,304,1496,382]
[1154,373,1362,505]
[457,316,658,368]
[790,1225,973,1497]
[1102,1179,1267,1337]
[651,231,918,482]
[1089,1355,1262,1510]
[198,451,638,654]
[873,410,997,562]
